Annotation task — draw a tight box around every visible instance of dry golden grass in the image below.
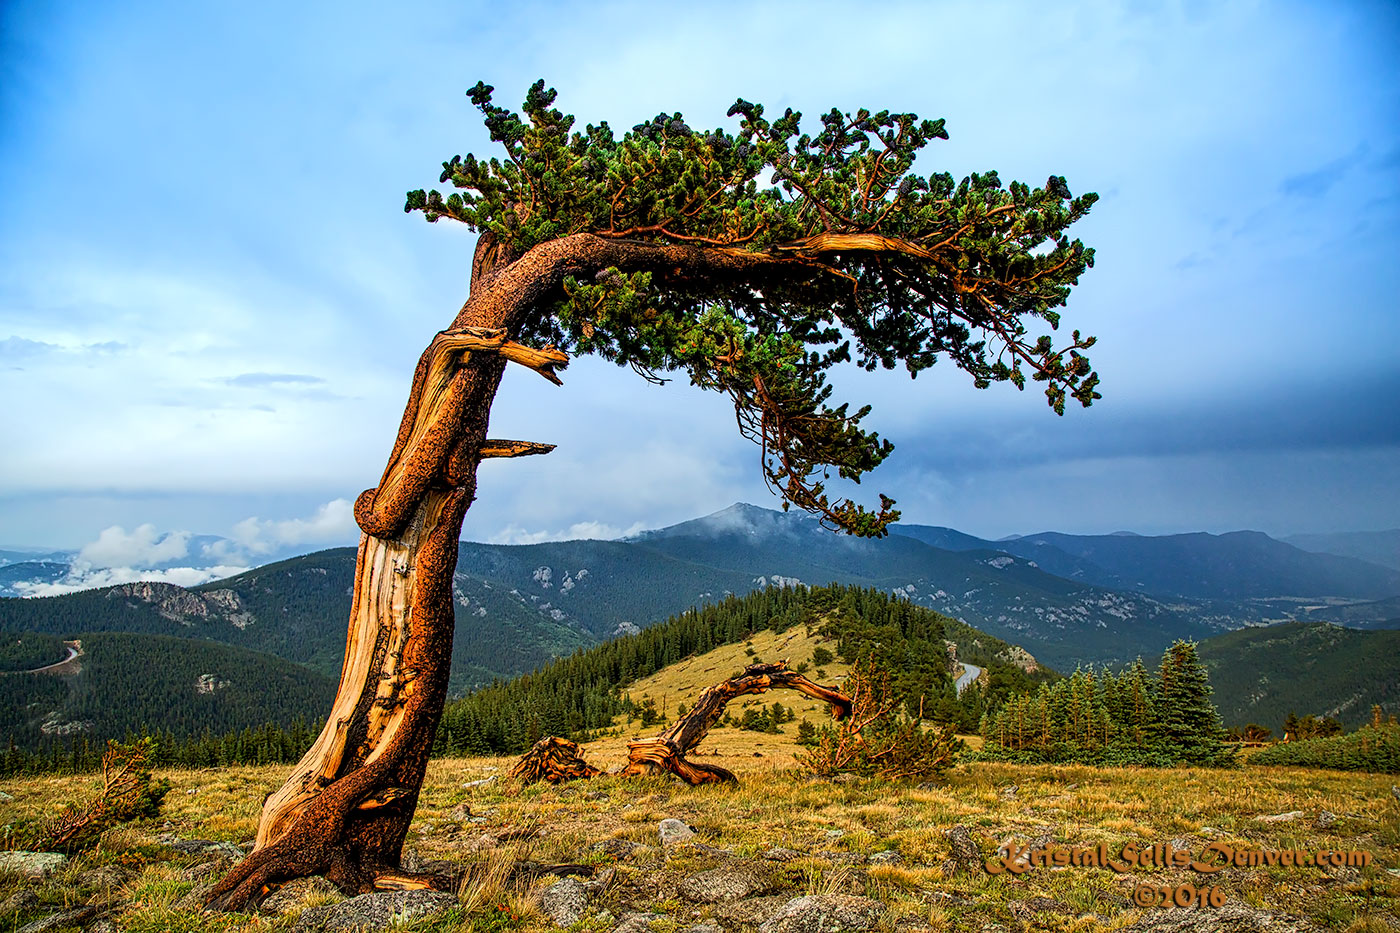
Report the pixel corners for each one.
[2,751,1396,933]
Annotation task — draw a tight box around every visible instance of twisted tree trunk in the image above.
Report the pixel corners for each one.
[206,240,565,910]
[513,662,853,786]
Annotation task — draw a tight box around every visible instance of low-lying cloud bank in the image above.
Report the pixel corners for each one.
[12,499,359,597]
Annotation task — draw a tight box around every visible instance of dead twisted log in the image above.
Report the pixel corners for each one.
[511,661,852,786]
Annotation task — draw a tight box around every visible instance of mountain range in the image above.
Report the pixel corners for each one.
[2,503,1397,748]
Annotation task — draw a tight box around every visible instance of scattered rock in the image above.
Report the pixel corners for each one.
[2,889,40,913]
[0,851,67,880]
[715,896,789,926]
[867,851,903,866]
[997,830,1055,871]
[584,790,609,801]
[158,834,244,859]
[758,894,886,933]
[942,825,981,875]
[659,818,696,846]
[292,890,457,931]
[260,875,342,914]
[540,877,590,927]
[174,882,217,911]
[461,775,497,789]
[679,868,769,903]
[1392,785,1400,803]
[1119,905,1320,932]
[181,859,230,881]
[999,784,1019,799]
[0,791,12,801]
[831,773,859,784]
[1169,837,1192,853]
[683,925,723,933]
[824,829,845,838]
[1009,897,1071,921]
[15,906,98,933]
[1255,810,1305,824]
[1062,782,1079,791]
[614,912,665,933]
[595,838,643,860]
[761,847,805,862]
[74,863,134,892]
[1315,810,1337,829]
[448,801,473,821]
[86,920,120,933]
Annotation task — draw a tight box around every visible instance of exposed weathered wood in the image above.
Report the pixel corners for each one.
[205,239,558,909]
[510,736,601,784]
[512,662,854,787]
[478,439,557,459]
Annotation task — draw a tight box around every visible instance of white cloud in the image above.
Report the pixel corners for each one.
[488,520,647,546]
[79,524,190,568]
[14,564,249,598]
[226,498,357,555]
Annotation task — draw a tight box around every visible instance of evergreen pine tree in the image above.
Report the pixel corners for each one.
[1155,640,1234,765]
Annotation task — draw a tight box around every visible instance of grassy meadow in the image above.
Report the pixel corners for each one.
[2,738,1397,932]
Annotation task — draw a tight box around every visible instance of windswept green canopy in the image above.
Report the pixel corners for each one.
[407,81,1100,536]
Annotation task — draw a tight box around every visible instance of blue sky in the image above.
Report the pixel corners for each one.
[2,0,1397,578]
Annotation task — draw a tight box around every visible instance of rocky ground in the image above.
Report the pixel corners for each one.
[0,756,1397,932]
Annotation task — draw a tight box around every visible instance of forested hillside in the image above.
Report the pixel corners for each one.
[1196,622,1400,732]
[0,632,336,751]
[435,583,1052,755]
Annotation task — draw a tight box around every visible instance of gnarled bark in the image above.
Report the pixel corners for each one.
[514,662,853,786]
[205,240,566,910]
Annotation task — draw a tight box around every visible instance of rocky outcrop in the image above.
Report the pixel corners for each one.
[107,582,254,628]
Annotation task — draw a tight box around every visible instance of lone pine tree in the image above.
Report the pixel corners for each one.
[206,80,1101,909]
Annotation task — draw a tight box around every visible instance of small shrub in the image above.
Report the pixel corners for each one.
[37,738,170,852]
[799,657,963,782]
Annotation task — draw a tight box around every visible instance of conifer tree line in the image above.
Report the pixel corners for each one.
[0,721,320,778]
[979,640,1237,766]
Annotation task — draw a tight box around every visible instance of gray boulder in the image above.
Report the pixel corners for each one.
[659,818,696,846]
[941,825,980,875]
[0,851,67,880]
[758,895,886,933]
[292,890,457,931]
[679,867,768,903]
[540,877,589,927]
